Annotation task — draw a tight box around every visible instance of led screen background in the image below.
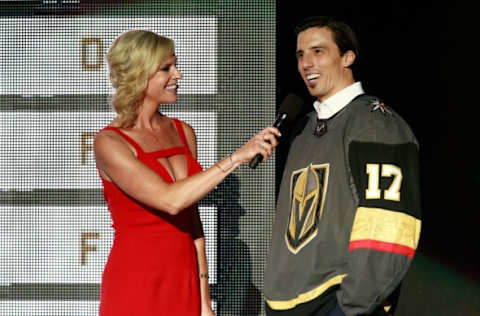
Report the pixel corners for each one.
[0,1,275,315]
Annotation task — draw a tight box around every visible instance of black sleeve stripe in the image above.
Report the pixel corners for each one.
[348,141,421,219]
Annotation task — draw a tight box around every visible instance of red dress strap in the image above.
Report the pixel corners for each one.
[172,118,190,153]
[103,126,146,158]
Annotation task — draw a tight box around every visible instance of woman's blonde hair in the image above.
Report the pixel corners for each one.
[107,30,174,128]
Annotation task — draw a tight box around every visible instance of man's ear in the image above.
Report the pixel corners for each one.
[342,50,356,68]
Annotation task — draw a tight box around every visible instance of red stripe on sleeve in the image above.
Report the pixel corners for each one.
[349,239,415,259]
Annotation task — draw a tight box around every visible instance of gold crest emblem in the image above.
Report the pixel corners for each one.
[285,164,329,254]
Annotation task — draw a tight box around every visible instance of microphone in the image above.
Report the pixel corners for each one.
[249,93,303,169]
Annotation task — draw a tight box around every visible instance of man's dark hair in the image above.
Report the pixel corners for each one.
[295,16,360,66]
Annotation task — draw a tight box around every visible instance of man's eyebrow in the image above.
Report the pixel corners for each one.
[310,45,326,50]
[296,45,327,56]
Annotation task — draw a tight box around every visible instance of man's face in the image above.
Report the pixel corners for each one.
[296,27,352,101]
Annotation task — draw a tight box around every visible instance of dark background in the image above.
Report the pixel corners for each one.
[276,1,480,315]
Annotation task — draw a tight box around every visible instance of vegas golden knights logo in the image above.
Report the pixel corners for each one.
[285,164,329,254]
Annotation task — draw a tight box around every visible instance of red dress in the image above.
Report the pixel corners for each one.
[98,118,202,316]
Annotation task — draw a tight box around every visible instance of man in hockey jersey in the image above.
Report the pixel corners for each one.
[264,16,421,316]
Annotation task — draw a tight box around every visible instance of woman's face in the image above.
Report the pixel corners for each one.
[144,54,182,106]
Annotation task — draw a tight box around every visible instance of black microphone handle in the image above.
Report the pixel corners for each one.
[248,153,263,169]
[248,113,287,169]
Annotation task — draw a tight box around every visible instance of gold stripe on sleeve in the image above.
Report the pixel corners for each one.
[350,207,421,250]
[266,274,347,310]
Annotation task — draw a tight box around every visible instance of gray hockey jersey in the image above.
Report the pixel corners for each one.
[264,94,421,315]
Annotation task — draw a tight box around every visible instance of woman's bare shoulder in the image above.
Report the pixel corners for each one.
[94,127,135,157]
[177,119,196,139]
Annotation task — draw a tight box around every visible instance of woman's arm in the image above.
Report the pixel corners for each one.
[94,124,279,215]
[185,122,214,314]
[192,216,214,315]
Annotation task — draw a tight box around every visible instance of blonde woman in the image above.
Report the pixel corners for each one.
[94,30,279,316]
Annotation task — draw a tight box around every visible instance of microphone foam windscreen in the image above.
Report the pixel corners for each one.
[278,93,303,123]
